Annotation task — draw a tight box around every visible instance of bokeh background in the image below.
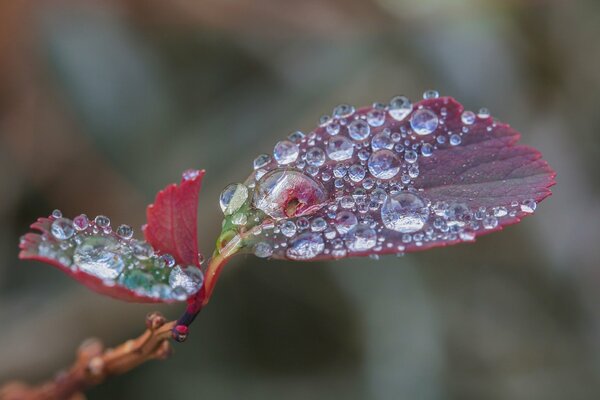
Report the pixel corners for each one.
[1,0,599,399]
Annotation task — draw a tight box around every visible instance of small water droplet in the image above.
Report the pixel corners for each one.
[73,214,89,231]
[371,132,394,151]
[368,150,400,179]
[281,221,297,237]
[345,224,377,252]
[449,134,462,146]
[335,211,358,234]
[51,218,75,240]
[253,242,273,258]
[333,104,355,119]
[182,169,200,181]
[461,111,476,125]
[423,90,440,99]
[310,217,327,232]
[478,108,490,118]
[520,199,537,213]
[388,96,412,121]
[273,140,299,165]
[421,143,433,157]
[306,147,326,167]
[116,224,134,240]
[161,253,176,267]
[381,192,429,233]
[52,209,63,219]
[348,119,371,141]
[482,216,498,229]
[366,109,386,127]
[288,131,305,143]
[253,154,271,170]
[348,164,366,182]
[326,136,354,161]
[286,232,325,260]
[410,109,439,135]
[404,150,418,164]
[94,215,111,230]
[169,266,204,294]
[220,183,249,215]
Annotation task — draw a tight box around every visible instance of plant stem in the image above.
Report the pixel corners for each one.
[0,313,175,400]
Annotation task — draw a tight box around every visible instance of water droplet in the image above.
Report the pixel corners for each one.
[52,209,63,219]
[253,154,271,170]
[421,143,433,157]
[461,111,476,125]
[253,242,273,258]
[348,119,371,141]
[478,108,490,118]
[333,164,348,178]
[231,212,248,226]
[273,140,299,165]
[306,147,326,167]
[423,90,439,99]
[368,150,400,179]
[388,96,412,121]
[133,241,154,260]
[449,134,462,146]
[288,131,305,143]
[161,253,176,268]
[410,109,438,135]
[333,104,355,119]
[493,207,508,217]
[520,199,537,213]
[345,224,377,252]
[310,217,327,232]
[348,164,366,182]
[280,221,297,237]
[182,169,200,181]
[169,266,204,294]
[404,150,418,164]
[445,203,471,226]
[94,215,111,230]
[74,236,125,280]
[366,109,386,127]
[220,183,248,215]
[116,224,133,240]
[326,136,354,161]
[482,216,498,229]
[335,211,358,234]
[73,214,90,231]
[381,192,429,233]
[371,132,394,151]
[253,169,328,220]
[51,218,75,240]
[286,232,325,260]
[327,122,341,135]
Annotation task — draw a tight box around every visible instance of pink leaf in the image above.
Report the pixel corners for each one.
[143,169,205,268]
[217,94,555,261]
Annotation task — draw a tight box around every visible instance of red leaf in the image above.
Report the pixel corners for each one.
[143,170,205,267]
[219,95,555,261]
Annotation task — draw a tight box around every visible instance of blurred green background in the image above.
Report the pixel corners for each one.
[1,0,599,399]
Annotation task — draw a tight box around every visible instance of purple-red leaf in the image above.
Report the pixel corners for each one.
[143,169,205,268]
[216,94,555,261]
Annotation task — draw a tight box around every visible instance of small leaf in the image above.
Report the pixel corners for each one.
[214,94,555,261]
[143,169,205,267]
[19,169,206,303]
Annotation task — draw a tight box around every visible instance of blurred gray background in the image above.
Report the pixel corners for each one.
[0,0,599,399]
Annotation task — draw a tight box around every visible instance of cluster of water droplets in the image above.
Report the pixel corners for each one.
[24,208,204,301]
[218,91,538,260]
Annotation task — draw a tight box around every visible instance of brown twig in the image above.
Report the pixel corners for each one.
[0,313,176,400]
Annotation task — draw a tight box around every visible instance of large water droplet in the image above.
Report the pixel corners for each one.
[51,218,75,240]
[410,109,438,135]
[253,242,273,258]
[273,140,299,165]
[286,232,325,260]
[73,236,125,280]
[381,192,429,233]
[253,169,328,220]
[461,111,476,125]
[326,136,354,161]
[368,150,400,179]
[345,224,377,252]
[388,96,412,121]
[220,183,249,215]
